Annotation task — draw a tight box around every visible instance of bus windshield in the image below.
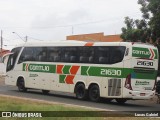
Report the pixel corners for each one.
[6,47,21,72]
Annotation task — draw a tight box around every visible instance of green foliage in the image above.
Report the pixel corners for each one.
[121,17,149,42]
[121,0,160,42]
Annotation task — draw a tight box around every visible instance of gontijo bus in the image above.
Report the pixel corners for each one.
[5,41,158,103]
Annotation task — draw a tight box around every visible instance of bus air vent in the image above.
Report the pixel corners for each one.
[108,79,121,96]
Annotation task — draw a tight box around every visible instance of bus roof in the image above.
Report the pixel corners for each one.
[15,41,156,48]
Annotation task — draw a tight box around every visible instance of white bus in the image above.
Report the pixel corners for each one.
[5,41,158,103]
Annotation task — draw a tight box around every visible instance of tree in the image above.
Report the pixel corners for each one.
[121,0,160,42]
[121,17,149,42]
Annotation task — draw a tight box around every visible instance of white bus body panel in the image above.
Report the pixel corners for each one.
[5,42,158,100]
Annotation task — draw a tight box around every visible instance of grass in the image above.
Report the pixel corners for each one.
[0,96,84,111]
[0,96,157,120]
[0,96,100,120]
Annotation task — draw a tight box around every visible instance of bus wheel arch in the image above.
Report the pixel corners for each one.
[74,82,88,100]
[16,77,27,92]
[88,83,100,102]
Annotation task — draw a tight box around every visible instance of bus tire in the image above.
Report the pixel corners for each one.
[42,90,50,95]
[17,78,27,92]
[75,83,88,100]
[89,84,100,102]
[116,99,127,104]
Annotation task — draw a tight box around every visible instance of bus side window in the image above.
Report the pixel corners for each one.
[69,47,78,63]
[99,57,108,64]
[110,46,126,64]
[88,49,94,63]
[96,47,109,64]
[18,47,35,63]
[111,51,122,63]
[79,56,88,63]
[39,52,46,62]
[35,47,43,61]
[70,56,76,62]
[79,47,94,63]
[79,47,88,63]
[35,47,47,62]
[47,47,61,62]
[64,51,70,62]
[61,47,77,63]
[54,48,61,62]
[48,52,54,62]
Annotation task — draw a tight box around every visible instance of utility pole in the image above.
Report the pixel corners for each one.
[71,26,74,35]
[1,30,2,52]
[25,36,28,42]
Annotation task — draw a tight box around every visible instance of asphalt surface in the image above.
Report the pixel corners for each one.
[0,82,160,111]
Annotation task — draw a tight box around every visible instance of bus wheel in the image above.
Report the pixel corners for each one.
[42,90,50,95]
[116,99,127,104]
[89,85,100,102]
[75,83,88,100]
[17,78,27,92]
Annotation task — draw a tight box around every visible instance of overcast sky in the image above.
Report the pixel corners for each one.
[0,0,142,49]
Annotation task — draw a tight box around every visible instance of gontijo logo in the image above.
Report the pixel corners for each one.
[132,47,157,59]
[23,63,56,73]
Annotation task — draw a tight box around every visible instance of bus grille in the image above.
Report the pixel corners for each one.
[133,67,155,74]
[108,79,121,96]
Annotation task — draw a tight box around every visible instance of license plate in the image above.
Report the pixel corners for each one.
[140,93,145,96]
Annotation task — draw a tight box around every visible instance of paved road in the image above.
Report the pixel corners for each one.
[0,84,160,111]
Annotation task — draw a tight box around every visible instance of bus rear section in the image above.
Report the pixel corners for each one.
[123,43,158,100]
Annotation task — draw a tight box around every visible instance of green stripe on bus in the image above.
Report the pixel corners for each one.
[81,66,129,78]
[81,66,89,75]
[81,66,157,80]
[22,63,157,80]
[63,65,71,74]
[59,75,66,83]
[135,72,157,79]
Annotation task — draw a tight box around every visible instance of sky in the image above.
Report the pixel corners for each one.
[0,0,142,49]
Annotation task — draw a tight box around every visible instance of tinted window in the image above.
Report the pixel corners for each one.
[110,46,126,64]
[7,47,21,71]
[61,47,78,63]
[18,47,48,63]
[47,47,61,62]
[35,47,47,62]
[18,47,35,63]
[79,47,94,63]
[17,46,126,64]
[96,47,109,64]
